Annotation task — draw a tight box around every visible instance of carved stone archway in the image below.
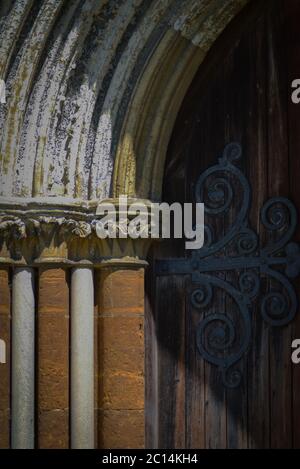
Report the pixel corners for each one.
[0,0,249,449]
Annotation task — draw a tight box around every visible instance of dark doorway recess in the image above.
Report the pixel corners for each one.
[146,0,300,449]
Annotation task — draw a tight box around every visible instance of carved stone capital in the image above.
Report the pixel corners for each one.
[0,198,155,266]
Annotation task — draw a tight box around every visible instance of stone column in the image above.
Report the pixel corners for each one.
[11,267,35,449]
[38,268,70,448]
[97,262,145,448]
[71,267,94,449]
[0,268,11,448]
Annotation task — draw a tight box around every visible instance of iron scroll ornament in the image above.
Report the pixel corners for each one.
[156,142,300,388]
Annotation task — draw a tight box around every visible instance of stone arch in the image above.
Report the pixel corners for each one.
[112,0,249,201]
[0,0,248,203]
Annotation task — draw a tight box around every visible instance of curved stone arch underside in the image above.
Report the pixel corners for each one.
[0,0,248,203]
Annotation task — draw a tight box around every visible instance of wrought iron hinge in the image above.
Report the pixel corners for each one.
[156,142,300,388]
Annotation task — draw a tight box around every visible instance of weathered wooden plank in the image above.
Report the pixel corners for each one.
[223,26,250,450]
[156,275,187,448]
[285,0,300,449]
[266,0,292,449]
[145,248,159,449]
[246,10,270,450]
[185,282,206,449]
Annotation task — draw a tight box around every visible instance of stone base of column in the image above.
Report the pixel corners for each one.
[97,266,145,449]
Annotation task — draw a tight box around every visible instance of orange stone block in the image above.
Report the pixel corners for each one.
[96,266,145,448]
[0,410,10,449]
[38,313,69,411]
[0,315,10,411]
[38,410,69,449]
[37,268,69,448]
[99,372,144,410]
[98,410,144,449]
[0,268,10,449]
[98,316,144,373]
[0,269,10,315]
[99,268,144,315]
[39,268,69,314]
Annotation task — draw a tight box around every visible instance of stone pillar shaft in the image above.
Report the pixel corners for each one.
[71,267,94,449]
[97,265,145,449]
[11,267,35,449]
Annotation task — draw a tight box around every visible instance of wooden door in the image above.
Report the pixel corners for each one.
[146,0,300,449]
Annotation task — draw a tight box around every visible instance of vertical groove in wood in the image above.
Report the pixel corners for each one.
[267,0,292,449]
[185,281,205,449]
[145,249,159,449]
[224,30,248,448]
[0,268,11,449]
[155,275,186,449]
[202,79,227,450]
[246,10,270,449]
[286,0,300,450]
[37,268,69,449]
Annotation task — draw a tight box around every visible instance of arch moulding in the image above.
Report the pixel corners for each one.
[113,0,249,202]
